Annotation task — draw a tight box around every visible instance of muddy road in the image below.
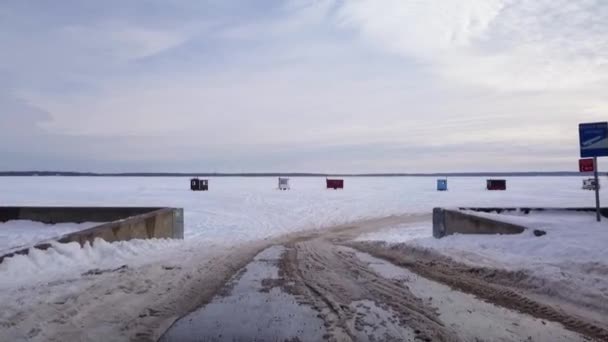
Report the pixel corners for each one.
[160,215,605,342]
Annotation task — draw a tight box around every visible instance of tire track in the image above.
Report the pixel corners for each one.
[280,239,460,341]
[160,214,594,341]
[349,241,608,341]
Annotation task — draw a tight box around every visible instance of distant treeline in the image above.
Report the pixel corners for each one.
[0,171,600,177]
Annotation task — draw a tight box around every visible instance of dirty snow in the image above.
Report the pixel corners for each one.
[357,209,608,324]
[357,251,587,342]
[160,246,327,342]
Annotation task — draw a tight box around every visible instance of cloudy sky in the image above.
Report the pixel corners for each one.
[1,0,607,173]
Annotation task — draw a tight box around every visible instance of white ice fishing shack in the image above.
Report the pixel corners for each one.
[278,177,290,190]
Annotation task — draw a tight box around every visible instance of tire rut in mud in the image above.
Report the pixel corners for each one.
[279,239,460,342]
[348,241,608,341]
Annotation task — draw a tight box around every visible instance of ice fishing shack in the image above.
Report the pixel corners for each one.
[190,178,209,191]
[486,179,506,191]
[326,178,344,190]
[437,179,448,191]
[278,177,290,190]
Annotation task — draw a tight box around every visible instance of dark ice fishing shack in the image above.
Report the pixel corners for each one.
[486,179,506,191]
[326,178,344,190]
[190,178,209,191]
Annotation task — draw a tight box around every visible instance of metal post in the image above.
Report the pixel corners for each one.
[594,157,601,222]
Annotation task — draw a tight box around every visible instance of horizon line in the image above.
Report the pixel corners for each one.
[0,171,597,177]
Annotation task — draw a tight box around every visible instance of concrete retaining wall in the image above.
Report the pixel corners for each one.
[0,206,165,224]
[458,207,608,218]
[433,208,526,238]
[433,206,608,238]
[0,207,183,263]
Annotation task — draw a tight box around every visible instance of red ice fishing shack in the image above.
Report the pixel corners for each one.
[326,178,344,190]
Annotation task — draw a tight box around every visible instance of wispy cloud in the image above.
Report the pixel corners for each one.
[336,0,608,91]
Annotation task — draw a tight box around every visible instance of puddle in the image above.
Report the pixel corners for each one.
[355,252,587,342]
[160,245,326,342]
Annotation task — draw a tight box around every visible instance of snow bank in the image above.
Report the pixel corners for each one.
[419,211,607,269]
[0,238,184,290]
[0,220,102,252]
[357,210,608,271]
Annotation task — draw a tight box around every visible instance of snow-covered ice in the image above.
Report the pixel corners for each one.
[0,176,604,271]
[0,176,606,341]
[0,176,604,282]
[0,176,601,242]
[0,220,102,253]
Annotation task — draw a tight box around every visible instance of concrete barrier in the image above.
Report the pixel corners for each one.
[433,208,526,238]
[458,207,608,218]
[0,207,183,263]
[0,206,167,223]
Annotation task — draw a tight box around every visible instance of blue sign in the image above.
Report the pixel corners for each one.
[580,122,608,158]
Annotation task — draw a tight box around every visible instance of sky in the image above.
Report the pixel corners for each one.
[1,0,607,173]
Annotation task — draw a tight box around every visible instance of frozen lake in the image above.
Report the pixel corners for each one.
[1,176,606,342]
[0,176,602,245]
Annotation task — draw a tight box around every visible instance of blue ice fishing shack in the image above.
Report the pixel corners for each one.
[437,179,448,191]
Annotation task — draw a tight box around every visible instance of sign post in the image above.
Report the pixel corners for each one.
[579,122,608,222]
[594,157,601,222]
